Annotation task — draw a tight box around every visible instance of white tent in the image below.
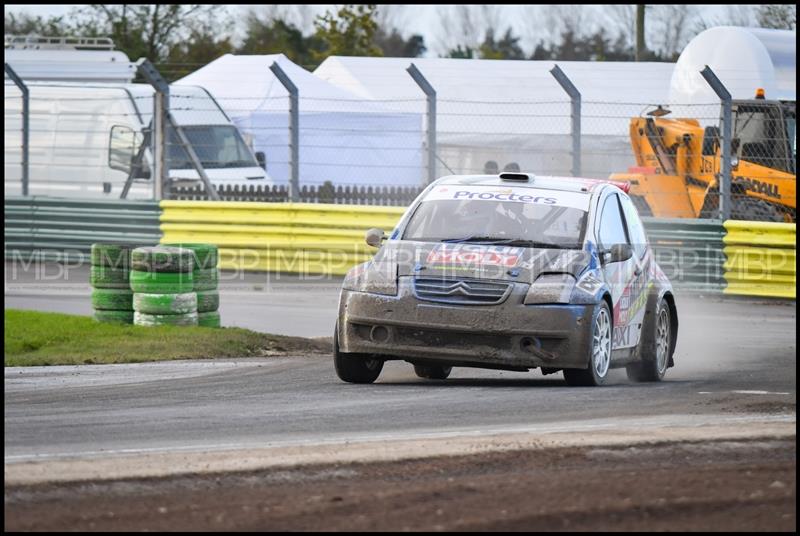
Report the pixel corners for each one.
[315,57,677,178]
[176,54,424,186]
[670,27,796,103]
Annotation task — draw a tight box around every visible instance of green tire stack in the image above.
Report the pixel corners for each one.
[90,244,135,324]
[164,243,220,328]
[130,246,198,326]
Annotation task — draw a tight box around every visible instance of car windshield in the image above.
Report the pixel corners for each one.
[403,189,589,249]
[168,125,257,170]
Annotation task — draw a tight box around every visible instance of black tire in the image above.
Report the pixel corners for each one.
[564,301,612,387]
[162,243,219,270]
[131,246,194,273]
[91,243,134,269]
[333,323,383,384]
[413,364,452,380]
[730,195,786,223]
[626,299,672,382]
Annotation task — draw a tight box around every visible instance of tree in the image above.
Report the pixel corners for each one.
[757,4,796,30]
[312,4,383,62]
[479,27,525,60]
[165,18,235,80]
[238,13,323,67]
[4,12,71,36]
[372,5,426,58]
[374,28,426,57]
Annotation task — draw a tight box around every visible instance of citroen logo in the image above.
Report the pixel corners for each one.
[445,281,472,296]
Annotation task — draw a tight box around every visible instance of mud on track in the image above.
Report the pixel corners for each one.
[5,437,795,532]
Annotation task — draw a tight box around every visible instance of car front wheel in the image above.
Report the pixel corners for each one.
[564,301,612,387]
[333,323,384,384]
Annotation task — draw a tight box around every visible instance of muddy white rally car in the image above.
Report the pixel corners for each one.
[335,173,678,386]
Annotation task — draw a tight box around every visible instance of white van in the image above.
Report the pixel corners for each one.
[4,81,272,199]
[4,36,271,199]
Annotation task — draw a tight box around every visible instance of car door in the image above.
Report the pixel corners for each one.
[617,193,652,349]
[596,193,639,350]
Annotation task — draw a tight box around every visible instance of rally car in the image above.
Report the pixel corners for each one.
[334,172,678,386]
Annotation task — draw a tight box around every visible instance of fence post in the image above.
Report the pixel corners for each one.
[700,65,732,221]
[406,63,437,186]
[549,65,581,177]
[5,63,29,196]
[269,62,300,202]
[136,59,169,201]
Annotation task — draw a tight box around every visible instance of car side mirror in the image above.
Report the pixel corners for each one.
[605,243,633,264]
[255,151,266,170]
[365,228,385,248]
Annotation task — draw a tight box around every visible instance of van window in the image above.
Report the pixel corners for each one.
[168,126,256,170]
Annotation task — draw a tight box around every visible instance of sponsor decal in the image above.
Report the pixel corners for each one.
[576,272,603,294]
[736,177,781,199]
[424,185,590,211]
[613,325,632,347]
[426,244,522,268]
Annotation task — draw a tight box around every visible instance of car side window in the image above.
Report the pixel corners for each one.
[597,194,629,249]
[619,195,648,258]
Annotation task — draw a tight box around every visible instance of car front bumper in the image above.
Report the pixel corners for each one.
[338,277,595,370]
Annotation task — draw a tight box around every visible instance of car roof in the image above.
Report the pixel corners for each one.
[435,174,626,195]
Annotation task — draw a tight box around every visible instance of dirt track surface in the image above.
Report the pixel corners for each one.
[5,437,795,532]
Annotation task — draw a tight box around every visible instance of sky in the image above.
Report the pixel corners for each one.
[5,4,761,59]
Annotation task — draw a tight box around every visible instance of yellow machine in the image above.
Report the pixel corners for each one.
[611,93,796,222]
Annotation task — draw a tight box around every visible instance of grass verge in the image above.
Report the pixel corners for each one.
[4,309,331,366]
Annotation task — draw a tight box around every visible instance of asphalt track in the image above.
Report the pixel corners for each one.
[4,261,796,464]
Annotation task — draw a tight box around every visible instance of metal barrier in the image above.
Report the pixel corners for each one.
[159,201,405,275]
[643,218,726,293]
[723,221,796,299]
[4,197,161,262]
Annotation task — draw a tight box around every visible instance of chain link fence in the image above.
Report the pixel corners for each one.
[4,59,796,221]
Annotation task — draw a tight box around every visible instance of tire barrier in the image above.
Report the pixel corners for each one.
[196,290,219,313]
[129,269,195,294]
[722,221,796,299]
[131,246,198,327]
[133,293,198,315]
[91,288,134,311]
[90,244,135,323]
[93,310,135,324]
[163,242,221,327]
[131,246,194,273]
[133,311,200,326]
[198,310,221,328]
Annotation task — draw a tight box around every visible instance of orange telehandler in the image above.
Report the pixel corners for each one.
[610,92,796,222]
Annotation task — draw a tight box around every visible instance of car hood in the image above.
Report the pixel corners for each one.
[376,240,592,284]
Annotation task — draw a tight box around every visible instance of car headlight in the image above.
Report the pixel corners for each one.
[524,273,576,305]
[342,261,398,296]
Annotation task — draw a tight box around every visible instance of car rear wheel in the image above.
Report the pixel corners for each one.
[626,299,672,382]
[333,323,383,384]
[563,301,612,387]
[413,364,452,380]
